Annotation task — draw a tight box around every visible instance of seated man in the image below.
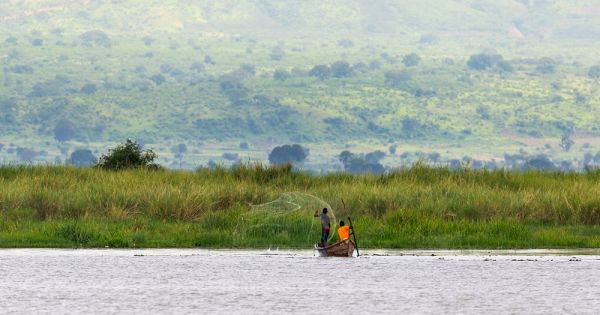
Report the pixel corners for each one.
[337,220,351,241]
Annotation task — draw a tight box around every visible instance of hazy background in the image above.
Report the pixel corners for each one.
[1,0,600,171]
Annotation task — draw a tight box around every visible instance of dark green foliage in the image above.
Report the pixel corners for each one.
[96,139,160,170]
[53,119,76,142]
[402,53,421,67]
[219,79,248,105]
[268,144,308,165]
[273,69,291,81]
[524,155,555,170]
[31,38,43,46]
[384,70,411,88]
[69,149,97,167]
[309,65,330,80]
[80,83,97,94]
[149,74,166,85]
[79,30,111,47]
[588,65,600,79]
[467,53,494,70]
[536,57,556,74]
[338,150,385,174]
[11,65,34,74]
[330,61,353,78]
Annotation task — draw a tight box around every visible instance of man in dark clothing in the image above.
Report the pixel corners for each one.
[314,207,331,247]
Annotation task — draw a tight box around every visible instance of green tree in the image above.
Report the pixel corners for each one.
[96,139,160,170]
[402,53,421,67]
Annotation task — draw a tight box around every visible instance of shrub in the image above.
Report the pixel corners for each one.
[79,30,111,47]
[588,65,600,79]
[330,61,353,78]
[96,139,160,170]
[467,54,494,70]
[309,65,330,80]
[402,53,421,67]
[149,74,166,85]
[81,83,97,94]
[384,70,411,88]
[270,46,284,61]
[536,57,556,74]
[273,69,291,81]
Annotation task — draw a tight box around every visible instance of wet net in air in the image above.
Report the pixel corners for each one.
[234,192,337,247]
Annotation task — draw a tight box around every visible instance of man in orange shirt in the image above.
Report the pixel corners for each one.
[338,220,351,241]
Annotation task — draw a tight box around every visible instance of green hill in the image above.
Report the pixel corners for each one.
[1,1,600,169]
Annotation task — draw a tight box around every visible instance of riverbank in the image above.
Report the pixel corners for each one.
[1,165,600,248]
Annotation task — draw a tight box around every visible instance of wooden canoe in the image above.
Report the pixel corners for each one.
[314,238,355,257]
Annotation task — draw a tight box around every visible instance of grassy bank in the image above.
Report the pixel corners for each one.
[2,164,600,248]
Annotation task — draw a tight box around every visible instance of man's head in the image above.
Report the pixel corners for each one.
[323,208,328,214]
[340,220,345,226]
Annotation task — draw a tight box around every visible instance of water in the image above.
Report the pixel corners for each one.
[1,249,599,314]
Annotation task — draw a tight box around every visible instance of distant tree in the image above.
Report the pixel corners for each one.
[401,117,422,139]
[11,65,34,74]
[16,147,38,161]
[330,61,353,78]
[96,139,160,170]
[588,65,600,79]
[171,143,187,168]
[352,62,369,74]
[240,64,256,77]
[496,60,514,73]
[388,145,397,155]
[81,83,97,94]
[5,36,17,45]
[428,152,441,163]
[149,74,166,85]
[222,153,239,161]
[309,65,331,80]
[160,64,173,74]
[31,39,43,46]
[79,30,111,47]
[273,69,291,81]
[69,149,97,167]
[270,46,285,61]
[54,119,76,143]
[467,54,494,70]
[476,105,491,120]
[419,34,437,44]
[365,151,386,164]
[536,57,556,74]
[402,53,421,67]
[239,142,250,150]
[338,150,355,166]
[142,36,155,46]
[219,79,248,106]
[384,70,411,88]
[524,155,555,171]
[268,144,308,165]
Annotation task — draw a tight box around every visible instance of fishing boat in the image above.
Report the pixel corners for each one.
[314,238,356,257]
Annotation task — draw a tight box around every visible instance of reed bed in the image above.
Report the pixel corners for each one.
[1,164,600,248]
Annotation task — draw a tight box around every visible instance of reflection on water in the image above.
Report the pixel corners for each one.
[1,249,599,314]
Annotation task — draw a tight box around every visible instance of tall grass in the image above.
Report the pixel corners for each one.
[2,164,600,248]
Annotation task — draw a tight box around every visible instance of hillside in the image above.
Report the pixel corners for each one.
[1,0,600,170]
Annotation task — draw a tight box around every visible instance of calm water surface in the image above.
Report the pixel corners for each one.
[1,249,599,314]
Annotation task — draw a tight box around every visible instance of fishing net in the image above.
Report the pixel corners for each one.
[234,192,337,247]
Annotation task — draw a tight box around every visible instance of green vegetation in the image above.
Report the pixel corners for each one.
[2,165,600,248]
[1,1,600,170]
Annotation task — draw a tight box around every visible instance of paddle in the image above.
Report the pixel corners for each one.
[347,216,360,257]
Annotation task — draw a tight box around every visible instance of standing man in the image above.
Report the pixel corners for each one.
[314,208,331,247]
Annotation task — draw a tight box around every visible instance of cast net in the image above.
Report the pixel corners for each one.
[234,192,337,247]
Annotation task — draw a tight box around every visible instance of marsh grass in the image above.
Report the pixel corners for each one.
[2,164,600,248]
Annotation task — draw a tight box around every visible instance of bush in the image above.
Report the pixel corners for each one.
[219,79,248,106]
[384,70,411,88]
[588,65,600,79]
[273,69,291,81]
[96,139,160,170]
[79,30,111,47]
[81,83,97,94]
[149,74,166,85]
[536,57,556,74]
[309,65,330,80]
[268,144,308,165]
[402,53,421,67]
[69,149,97,167]
[467,54,493,70]
[270,46,284,61]
[330,61,353,78]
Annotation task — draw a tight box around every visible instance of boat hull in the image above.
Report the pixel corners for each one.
[314,239,355,257]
